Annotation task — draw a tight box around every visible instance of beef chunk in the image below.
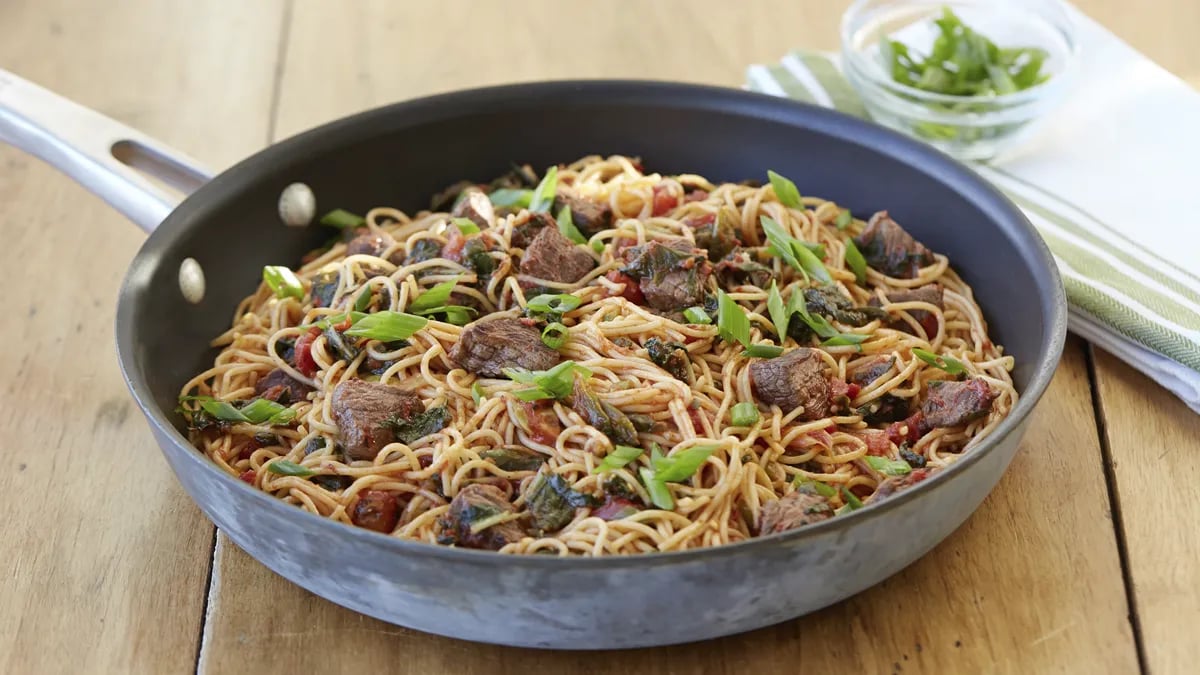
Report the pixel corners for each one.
[872,468,937,502]
[849,356,896,387]
[350,489,400,533]
[871,283,944,336]
[436,483,525,550]
[510,211,555,248]
[621,241,711,311]
[852,211,934,279]
[451,188,496,230]
[449,317,561,377]
[921,378,997,427]
[346,231,396,258]
[749,348,830,419]
[520,226,596,283]
[715,249,773,290]
[758,484,834,535]
[330,379,424,461]
[554,193,613,236]
[254,368,313,404]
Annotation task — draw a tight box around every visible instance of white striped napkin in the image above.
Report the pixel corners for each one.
[747,5,1200,413]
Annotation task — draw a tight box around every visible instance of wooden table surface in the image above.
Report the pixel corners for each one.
[2,1,1197,673]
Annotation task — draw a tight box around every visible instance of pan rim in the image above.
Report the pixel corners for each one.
[115,78,1067,568]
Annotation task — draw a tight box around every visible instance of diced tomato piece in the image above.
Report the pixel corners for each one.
[651,185,678,216]
[685,212,716,228]
[593,497,641,521]
[605,270,645,305]
[293,327,321,378]
[688,406,707,434]
[855,429,892,456]
[830,379,850,401]
[684,190,709,203]
[613,236,638,255]
[521,402,562,446]
[846,383,861,399]
[886,411,928,446]
[239,470,256,485]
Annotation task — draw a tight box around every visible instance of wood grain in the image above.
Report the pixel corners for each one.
[0,1,283,673]
[1092,349,1200,674]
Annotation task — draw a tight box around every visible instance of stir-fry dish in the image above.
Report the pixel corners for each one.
[179,155,1017,555]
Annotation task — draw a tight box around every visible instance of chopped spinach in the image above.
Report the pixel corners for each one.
[804,286,887,327]
[644,337,693,383]
[381,405,450,445]
[310,269,340,308]
[526,474,594,533]
[570,378,638,446]
[481,446,547,472]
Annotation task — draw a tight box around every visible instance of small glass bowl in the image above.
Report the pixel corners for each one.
[841,0,1080,161]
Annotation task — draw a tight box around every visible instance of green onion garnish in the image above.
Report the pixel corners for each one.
[760,215,803,274]
[488,189,532,208]
[556,205,587,245]
[343,311,428,342]
[652,444,719,483]
[353,287,372,312]
[682,306,711,324]
[716,290,751,348]
[411,305,476,325]
[640,466,675,510]
[835,209,853,230]
[743,344,784,358]
[471,381,486,405]
[913,348,967,375]
[503,360,592,401]
[791,476,838,498]
[407,276,460,314]
[730,402,760,427]
[789,291,839,339]
[262,266,305,301]
[844,237,868,285]
[526,293,583,315]
[767,282,790,338]
[865,455,913,476]
[528,166,558,213]
[184,395,296,426]
[451,217,480,235]
[822,333,870,349]
[319,209,365,229]
[767,170,803,209]
[593,444,645,474]
[266,460,315,477]
[541,322,569,350]
[839,486,864,513]
[791,239,832,284]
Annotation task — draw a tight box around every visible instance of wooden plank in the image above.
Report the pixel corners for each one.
[198,1,1137,671]
[201,340,1135,674]
[0,1,284,673]
[1092,349,1200,674]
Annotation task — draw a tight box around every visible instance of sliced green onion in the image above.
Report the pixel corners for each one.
[742,344,784,359]
[526,293,582,315]
[591,239,606,254]
[503,360,592,400]
[835,209,853,230]
[767,170,803,209]
[767,282,790,338]
[528,166,558,213]
[541,322,569,349]
[716,290,751,347]
[238,398,297,425]
[411,305,477,325]
[791,239,833,284]
[822,333,871,349]
[844,237,868,285]
[488,189,532,208]
[640,466,674,510]
[652,444,719,483]
[511,388,556,402]
[266,460,315,477]
[319,209,365,229]
[789,291,839,339]
[471,381,486,406]
[343,311,428,342]
[791,476,838,498]
[730,401,760,427]
[913,348,967,375]
[451,217,480,235]
[760,216,803,274]
[593,445,645,474]
[407,276,460,314]
[838,486,864,514]
[799,241,827,259]
[353,287,372,312]
[865,455,913,476]
[262,266,305,301]
[556,205,587,245]
[682,306,712,324]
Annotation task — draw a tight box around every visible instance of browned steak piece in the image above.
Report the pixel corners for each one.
[921,378,997,427]
[350,489,400,533]
[510,211,556,248]
[254,368,313,404]
[758,485,834,534]
[449,317,561,377]
[331,379,424,461]
[848,356,896,387]
[872,468,937,502]
[852,211,934,279]
[436,483,525,550]
[451,188,496,229]
[553,193,613,236]
[519,226,595,283]
[749,348,830,420]
[346,231,396,258]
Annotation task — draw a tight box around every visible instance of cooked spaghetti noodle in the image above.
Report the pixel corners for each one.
[179,155,1016,555]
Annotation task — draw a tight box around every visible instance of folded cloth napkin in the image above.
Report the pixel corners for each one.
[746,5,1200,413]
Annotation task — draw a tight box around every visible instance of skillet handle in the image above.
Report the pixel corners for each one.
[0,68,214,233]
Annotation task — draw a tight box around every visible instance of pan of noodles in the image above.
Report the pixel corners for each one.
[0,73,1065,648]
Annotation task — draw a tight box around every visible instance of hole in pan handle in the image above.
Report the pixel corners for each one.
[0,67,213,234]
